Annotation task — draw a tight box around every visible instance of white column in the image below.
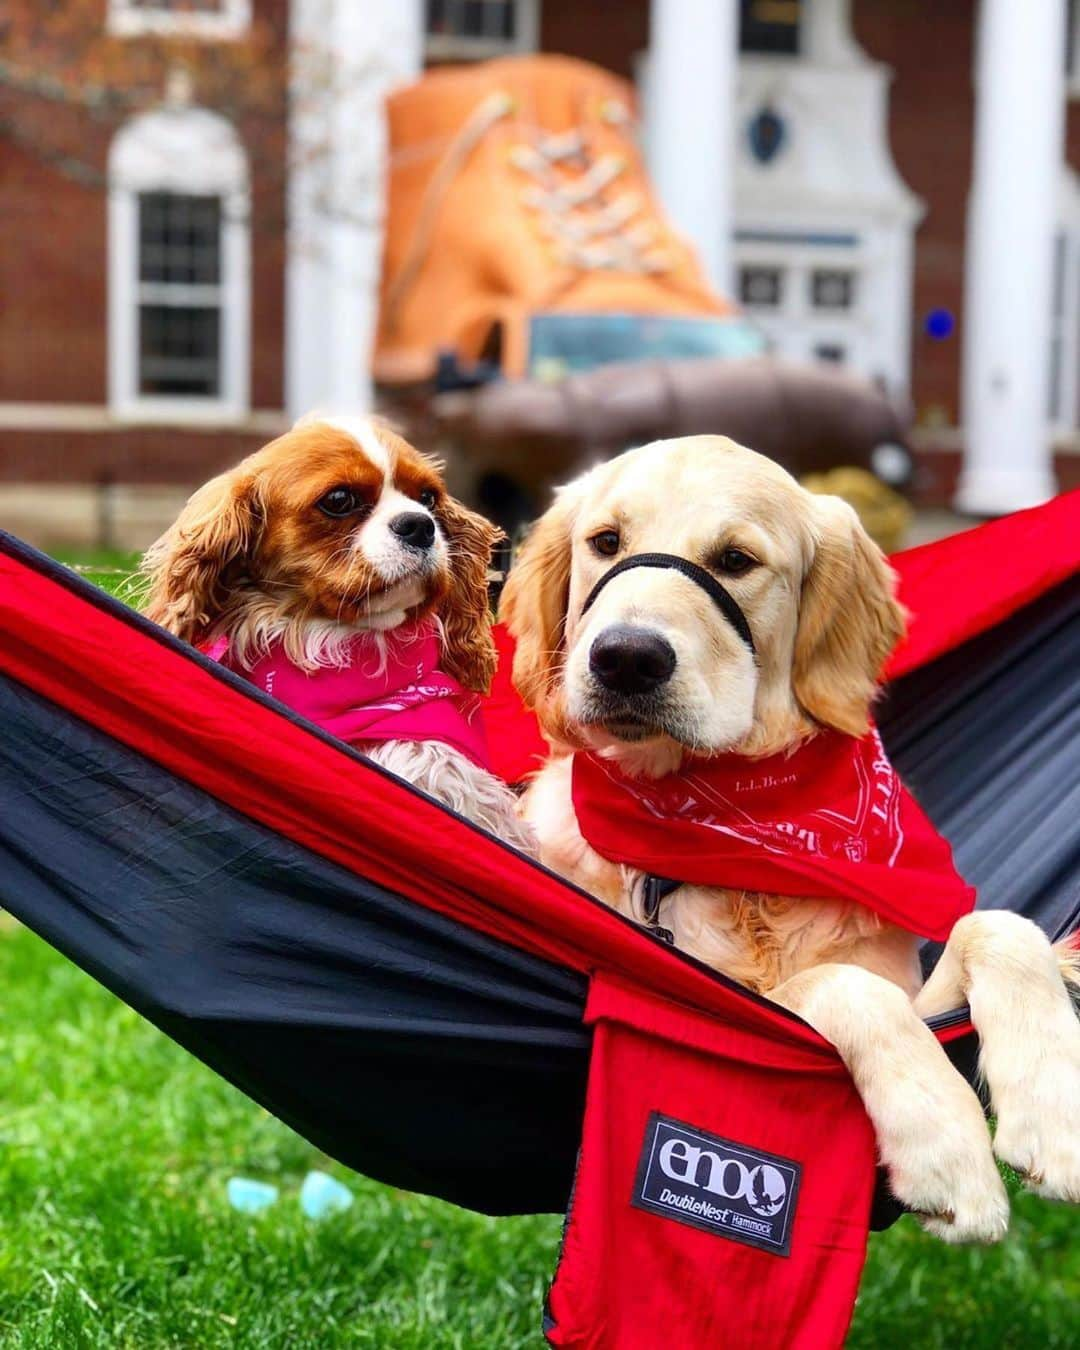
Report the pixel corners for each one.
[647,0,738,293]
[803,0,863,64]
[286,0,422,420]
[956,0,1065,514]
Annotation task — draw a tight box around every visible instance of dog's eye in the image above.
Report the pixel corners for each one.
[317,487,366,518]
[417,487,438,509]
[590,530,621,557]
[715,547,758,576]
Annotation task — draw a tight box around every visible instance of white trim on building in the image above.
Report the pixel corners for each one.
[108,105,251,425]
[0,402,287,434]
[641,0,921,396]
[732,0,923,396]
[107,0,252,41]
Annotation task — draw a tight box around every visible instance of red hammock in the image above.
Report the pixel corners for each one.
[0,491,1077,1350]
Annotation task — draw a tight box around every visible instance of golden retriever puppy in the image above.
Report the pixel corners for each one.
[500,434,1080,1243]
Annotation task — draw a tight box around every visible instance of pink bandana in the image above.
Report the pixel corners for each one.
[206,620,491,770]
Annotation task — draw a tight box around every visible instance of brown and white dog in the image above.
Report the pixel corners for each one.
[142,414,533,849]
[500,434,1080,1243]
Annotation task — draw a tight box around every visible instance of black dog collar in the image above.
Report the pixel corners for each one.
[580,552,756,657]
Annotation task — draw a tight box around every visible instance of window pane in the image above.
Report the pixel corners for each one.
[499,0,516,40]
[814,343,846,364]
[427,0,516,40]
[811,269,856,310]
[139,304,221,396]
[739,265,784,308]
[740,0,801,55]
[462,0,486,37]
[139,192,221,286]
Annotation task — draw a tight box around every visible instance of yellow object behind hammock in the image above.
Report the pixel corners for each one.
[800,467,913,554]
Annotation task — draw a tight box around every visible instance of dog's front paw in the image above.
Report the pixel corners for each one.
[991,1004,1080,1203]
[881,1089,1009,1244]
[892,1147,1009,1244]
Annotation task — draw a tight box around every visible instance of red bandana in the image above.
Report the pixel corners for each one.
[571,726,974,940]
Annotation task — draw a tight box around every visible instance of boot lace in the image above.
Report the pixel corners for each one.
[384,91,669,332]
[509,107,670,274]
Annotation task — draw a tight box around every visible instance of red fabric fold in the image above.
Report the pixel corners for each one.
[0,545,843,1048]
[485,623,550,783]
[885,488,1078,679]
[545,973,877,1350]
[571,725,974,940]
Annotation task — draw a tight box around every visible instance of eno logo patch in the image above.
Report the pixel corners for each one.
[632,1113,801,1257]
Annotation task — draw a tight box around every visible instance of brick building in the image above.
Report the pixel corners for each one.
[1,0,1077,537]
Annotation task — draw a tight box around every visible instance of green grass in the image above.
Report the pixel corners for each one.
[47,550,142,603]
[1,925,1077,1348]
[0,924,558,1348]
[1,552,1075,1346]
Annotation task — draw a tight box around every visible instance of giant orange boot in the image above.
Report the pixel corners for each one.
[375,55,761,384]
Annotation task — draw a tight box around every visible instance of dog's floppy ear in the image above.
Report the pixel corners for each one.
[792,494,906,737]
[141,469,261,644]
[435,495,503,693]
[497,483,581,727]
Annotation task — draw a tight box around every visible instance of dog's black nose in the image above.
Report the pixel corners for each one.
[389,512,436,550]
[589,625,677,696]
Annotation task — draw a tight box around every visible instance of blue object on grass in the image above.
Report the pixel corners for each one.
[227,1177,279,1213]
[300,1170,354,1219]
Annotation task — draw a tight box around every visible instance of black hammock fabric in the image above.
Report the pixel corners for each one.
[0,529,1077,1222]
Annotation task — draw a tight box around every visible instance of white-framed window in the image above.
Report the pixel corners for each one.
[108,107,250,424]
[425,0,539,61]
[107,0,252,41]
[735,229,872,377]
